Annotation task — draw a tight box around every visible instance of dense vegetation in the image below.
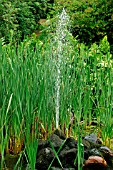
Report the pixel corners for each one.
[1,31,113,169]
[0,0,54,43]
[0,0,113,169]
[1,0,113,52]
[54,0,113,53]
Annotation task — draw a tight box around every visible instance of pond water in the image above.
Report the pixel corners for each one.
[0,154,27,170]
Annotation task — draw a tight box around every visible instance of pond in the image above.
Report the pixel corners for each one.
[1,154,27,170]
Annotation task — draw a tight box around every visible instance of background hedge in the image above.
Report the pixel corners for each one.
[0,0,113,53]
[53,0,113,53]
[0,0,54,43]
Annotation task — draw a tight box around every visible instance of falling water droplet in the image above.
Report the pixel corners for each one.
[55,8,70,129]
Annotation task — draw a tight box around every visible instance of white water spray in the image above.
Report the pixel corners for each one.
[55,8,69,129]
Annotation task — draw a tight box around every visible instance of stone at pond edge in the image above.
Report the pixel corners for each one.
[35,129,113,170]
[84,133,102,145]
[51,167,75,170]
[83,156,107,170]
[48,133,63,151]
[99,146,113,167]
[36,147,55,170]
[53,129,66,140]
[59,148,77,168]
[64,137,77,149]
[89,148,102,157]
[38,139,49,150]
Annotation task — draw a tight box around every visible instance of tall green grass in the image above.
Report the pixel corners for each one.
[0,33,113,169]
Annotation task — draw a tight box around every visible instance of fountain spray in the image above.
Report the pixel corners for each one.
[55,8,69,129]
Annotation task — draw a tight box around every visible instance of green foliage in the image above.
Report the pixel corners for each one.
[1,0,113,53]
[54,0,113,53]
[0,28,113,167]
[0,0,54,43]
[0,1,19,42]
[72,0,113,42]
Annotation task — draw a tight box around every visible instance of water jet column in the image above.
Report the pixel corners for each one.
[55,8,69,129]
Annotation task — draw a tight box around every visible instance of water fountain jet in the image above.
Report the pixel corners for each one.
[55,8,70,129]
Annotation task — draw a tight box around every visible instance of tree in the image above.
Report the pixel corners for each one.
[53,0,113,53]
[0,0,54,43]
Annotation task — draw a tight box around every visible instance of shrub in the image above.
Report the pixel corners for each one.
[53,0,113,53]
[0,0,54,43]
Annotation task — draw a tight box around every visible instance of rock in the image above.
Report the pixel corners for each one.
[99,146,113,154]
[84,133,102,145]
[51,167,75,170]
[65,137,77,149]
[89,148,102,157]
[59,148,77,168]
[82,138,91,149]
[35,130,113,170]
[99,146,113,167]
[48,134,63,151]
[35,147,55,170]
[83,155,107,170]
[53,129,66,140]
[38,139,49,150]
[84,149,89,160]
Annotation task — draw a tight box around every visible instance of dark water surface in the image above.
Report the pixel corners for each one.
[1,154,27,170]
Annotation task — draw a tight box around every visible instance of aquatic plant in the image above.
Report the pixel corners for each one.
[0,11,113,169]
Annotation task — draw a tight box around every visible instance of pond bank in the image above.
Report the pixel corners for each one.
[2,129,113,170]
